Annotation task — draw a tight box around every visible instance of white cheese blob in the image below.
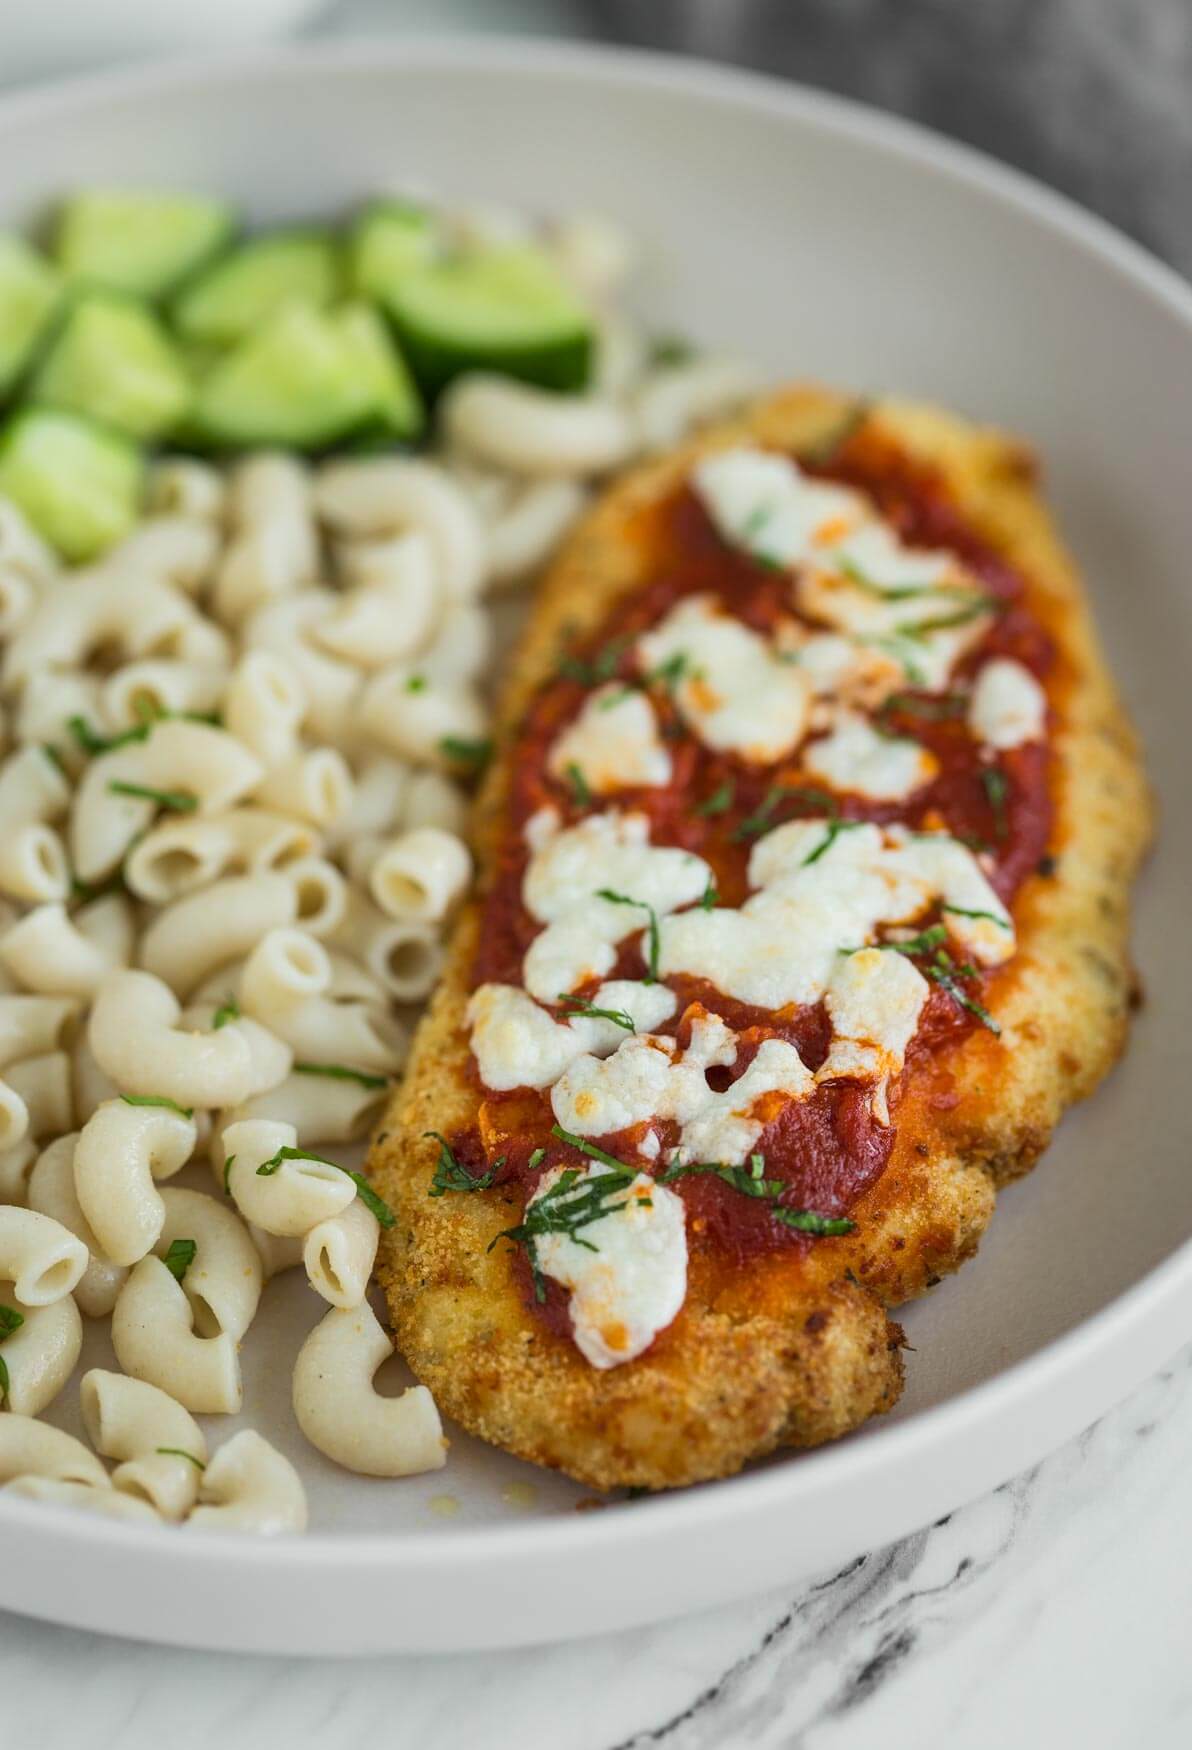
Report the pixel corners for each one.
[677,1037,812,1165]
[524,804,560,852]
[777,629,904,706]
[521,810,711,1002]
[635,596,810,763]
[803,709,937,801]
[551,1033,714,1137]
[816,947,930,1123]
[660,819,1014,1008]
[968,658,1047,750]
[468,980,678,1091]
[547,685,672,794]
[532,1164,688,1369]
[692,446,989,694]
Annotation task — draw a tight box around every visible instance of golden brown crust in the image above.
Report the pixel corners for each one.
[372,386,1152,1492]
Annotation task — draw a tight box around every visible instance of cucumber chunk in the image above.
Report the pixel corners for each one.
[349,201,437,303]
[0,408,143,561]
[190,301,376,450]
[335,302,424,441]
[55,189,234,300]
[388,242,593,394]
[173,230,340,347]
[0,235,61,398]
[31,293,191,440]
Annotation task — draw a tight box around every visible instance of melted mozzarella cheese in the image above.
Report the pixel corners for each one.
[777,629,905,707]
[551,1033,711,1137]
[468,984,586,1091]
[816,948,929,1123]
[692,446,988,694]
[803,709,937,801]
[661,819,1014,1008]
[521,810,711,1002]
[635,596,810,763]
[547,685,672,794]
[677,1038,812,1165]
[468,981,677,1091]
[524,804,560,852]
[533,1165,688,1369]
[968,658,1047,749]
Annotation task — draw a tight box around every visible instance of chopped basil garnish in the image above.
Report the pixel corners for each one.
[223,1154,235,1195]
[293,1061,389,1090]
[565,762,592,807]
[700,880,718,911]
[927,947,1002,1035]
[0,1305,25,1339]
[661,1152,855,1236]
[643,650,699,694]
[695,779,735,817]
[405,674,428,693]
[121,1093,194,1118]
[733,784,838,843]
[68,713,151,756]
[490,1142,643,1303]
[256,1146,396,1227]
[981,766,1009,840]
[899,594,1000,637]
[439,735,493,771]
[527,1147,546,1171]
[557,993,636,1032]
[941,903,1011,929]
[801,817,864,866]
[843,923,949,959]
[0,1355,8,1406]
[803,398,871,465]
[108,779,198,813]
[156,1447,205,1471]
[163,1237,197,1282]
[596,887,661,982]
[211,994,239,1029]
[550,1125,633,1172]
[557,636,628,687]
[426,1131,501,1197]
[878,690,967,726]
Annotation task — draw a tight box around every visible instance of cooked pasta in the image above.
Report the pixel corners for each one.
[0,192,751,1533]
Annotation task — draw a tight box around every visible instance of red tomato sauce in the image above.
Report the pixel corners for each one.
[460,433,1056,1298]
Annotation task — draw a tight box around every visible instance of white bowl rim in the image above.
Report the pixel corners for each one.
[0,32,1188,1579]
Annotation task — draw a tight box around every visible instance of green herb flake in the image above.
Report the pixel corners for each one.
[108,779,198,813]
[0,1305,25,1339]
[163,1237,197,1282]
[294,1061,389,1090]
[596,888,661,982]
[557,993,636,1032]
[426,1131,501,1197]
[732,784,838,843]
[648,333,695,369]
[527,1147,546,1171]
[121,1093,194,1118]
[223,1154,236,1195]
[660,1155,856,1236]
[695,779,735,817]
[565,762,592,808]
[256,1145,397,1227]
[0,1355,8,1406]
[981,766,1010,841]
[801,817,864,866]
[439,735,493,771]
[941,903,1011,929]
[211,994,240,1030]
[490,1143,642,1302]
[700,880,719,911]
[156,1446,205,1471]
[927,949,1002,1036]
[405,674,428,693]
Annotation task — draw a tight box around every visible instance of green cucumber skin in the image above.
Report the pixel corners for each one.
[396,323,593,397]
[0,408,143,562]
[172,228,342,347]
[0,236,62,400]
[30,292,192,441]
[55,191,235,301]
[349,201,436,304]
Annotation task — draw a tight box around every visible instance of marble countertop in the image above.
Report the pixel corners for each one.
[2,1345,1189,1749]
[2,4,1190,1744]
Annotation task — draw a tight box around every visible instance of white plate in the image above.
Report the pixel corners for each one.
[0,37,1189,1658]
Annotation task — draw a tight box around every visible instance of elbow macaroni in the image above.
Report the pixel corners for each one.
[80,1368,207,1520]
[292,1300,447,1478]
[188,1429,308,1534]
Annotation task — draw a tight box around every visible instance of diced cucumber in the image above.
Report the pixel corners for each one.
[173,230,340,347]
[388,242,593,394]
[0,235,61,398]
[31,293,191,440]
[190,300,376,451]
[0,408,143,561]
[349,201,437,303]
[54,189,234,300]
[335,302,424,442]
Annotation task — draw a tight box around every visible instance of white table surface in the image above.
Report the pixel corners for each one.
[2,5,1190,1745]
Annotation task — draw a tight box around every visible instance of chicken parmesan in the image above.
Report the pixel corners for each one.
[372,386,1151,1491]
